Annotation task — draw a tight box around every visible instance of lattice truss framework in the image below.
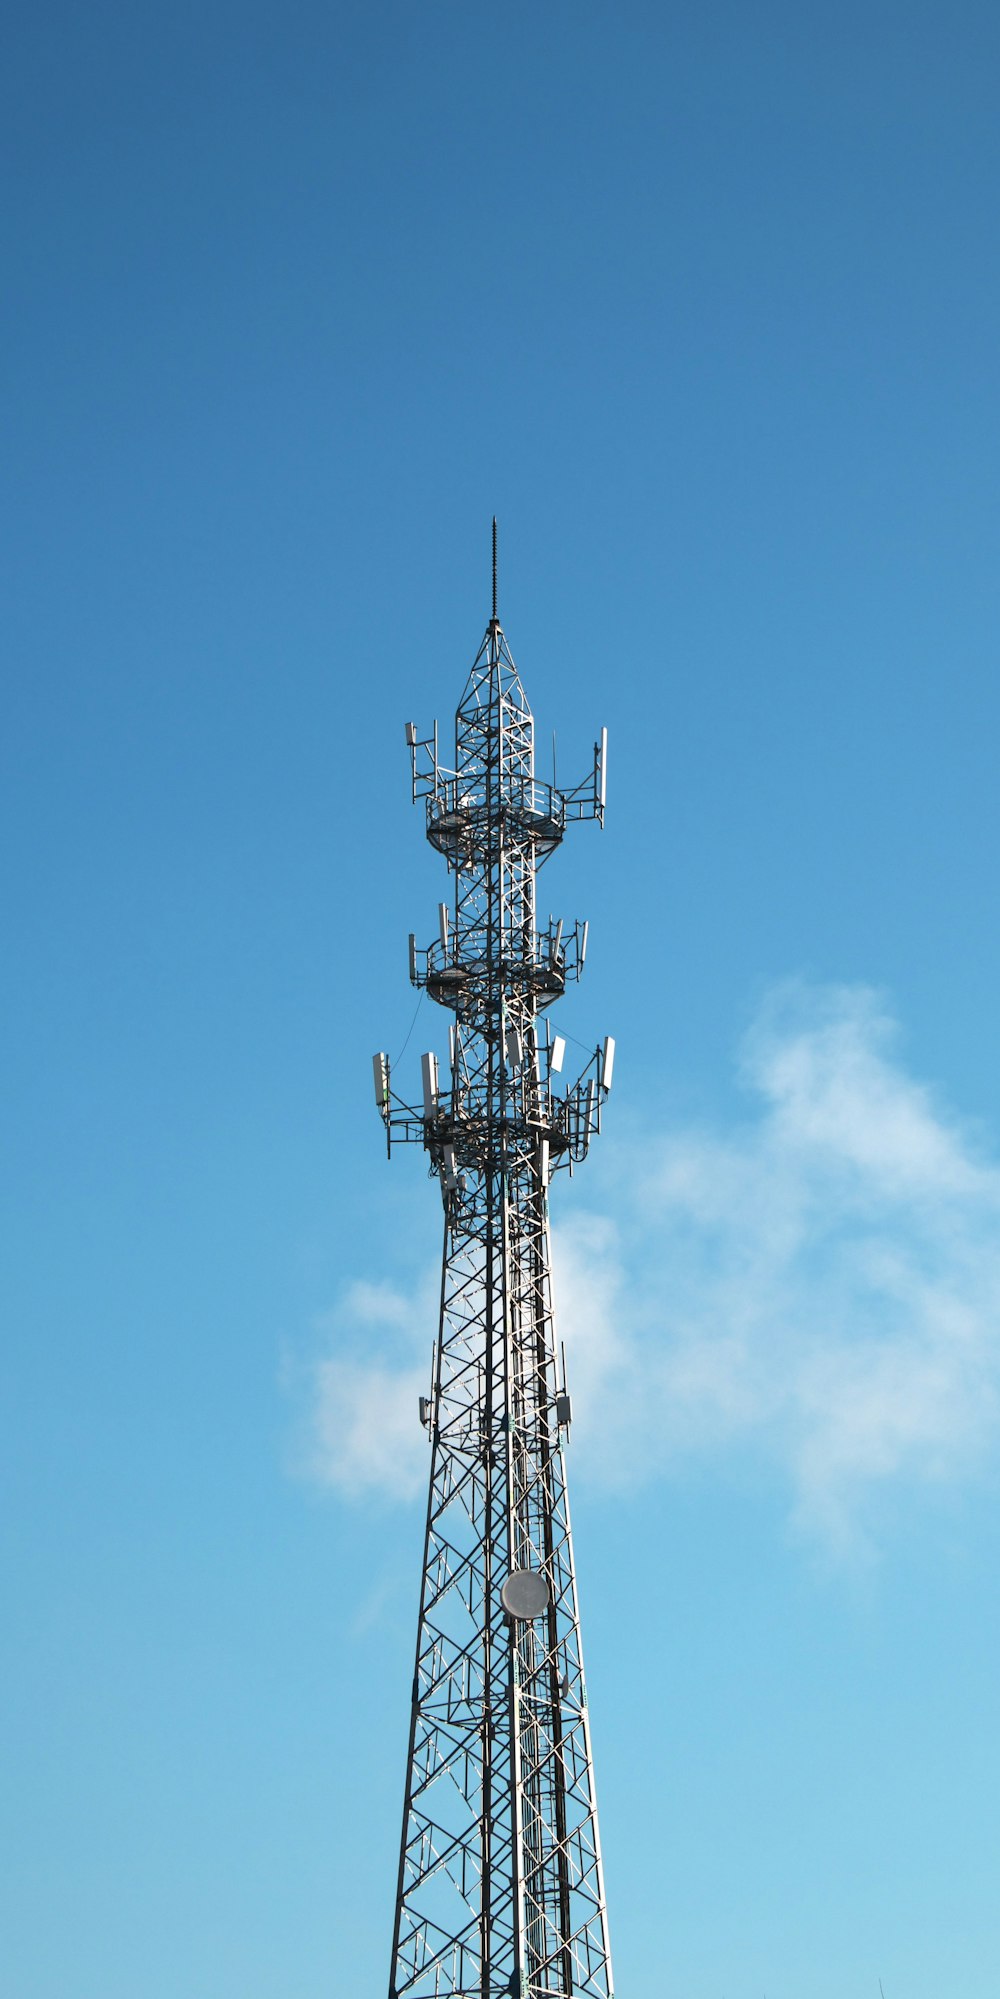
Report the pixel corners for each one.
[374,605,615,1999]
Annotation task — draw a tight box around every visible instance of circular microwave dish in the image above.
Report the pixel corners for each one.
[500,1569,551,1621]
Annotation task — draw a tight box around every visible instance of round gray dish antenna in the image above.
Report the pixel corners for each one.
[501,1569,551,1621]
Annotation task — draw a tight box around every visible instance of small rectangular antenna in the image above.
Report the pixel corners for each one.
[598,727,608,809]
[404,721,417,746]
[551,919,563,962]
[438,903,449,952]
[372,1052,389,1109]
[580,920,589,965]
[602,1036,616,1091]
[408,933,417,982]
[421,1051,439,1120]
[551,1035,565,1074]
[505,1026,523,1070]
[538,1137,550,1188]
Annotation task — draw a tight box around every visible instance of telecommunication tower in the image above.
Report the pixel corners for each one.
[372,526,615,1999]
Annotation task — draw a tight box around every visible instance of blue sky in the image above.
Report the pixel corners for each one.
[3,3,1000,1994]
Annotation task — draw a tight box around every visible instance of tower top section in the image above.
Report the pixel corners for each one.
[378,533,614,1186]
[404,530,608,872]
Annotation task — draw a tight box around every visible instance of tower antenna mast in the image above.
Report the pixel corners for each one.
[375,533,614,1999]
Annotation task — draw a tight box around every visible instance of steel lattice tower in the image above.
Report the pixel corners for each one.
[373,528,615,1999]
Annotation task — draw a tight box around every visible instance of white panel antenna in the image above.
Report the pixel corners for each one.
[421,1051,439,1120]
[602,1036,616,1091]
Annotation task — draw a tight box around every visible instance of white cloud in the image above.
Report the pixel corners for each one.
[300,983,1000,1553]
[294,1273,439,1503]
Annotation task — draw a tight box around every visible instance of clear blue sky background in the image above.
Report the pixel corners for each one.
[3,4,1000,1996]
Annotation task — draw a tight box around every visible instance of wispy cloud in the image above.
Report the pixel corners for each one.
[292,1274,438,1503]
[298,983,1000,1553]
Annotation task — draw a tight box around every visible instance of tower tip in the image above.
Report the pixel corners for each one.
[492,517,498,625]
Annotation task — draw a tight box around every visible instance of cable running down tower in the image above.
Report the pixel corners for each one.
[373,528,615,1999]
